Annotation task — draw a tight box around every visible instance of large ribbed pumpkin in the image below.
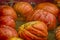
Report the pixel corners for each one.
[34,2,59,17]
[56,26,60,40]
[18,21,48,40]
[26,9,56,30]
[0,16,16,28]
[0,25,18,40]
[14,2,34,17]
[0,5,17,20]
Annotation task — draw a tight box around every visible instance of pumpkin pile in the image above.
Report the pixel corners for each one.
[0,5,22,40]
[0,5,17,28]
[13,2,60,40]
[14,2,59,30]
[0,1,60,40]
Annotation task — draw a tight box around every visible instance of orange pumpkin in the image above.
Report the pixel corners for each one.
[0,25,18,40]
[56,26,60,40]
[34,2,59,17]
[0,16,16,28]
[0,5,17,20]
[14,2,34,17]
[18,21,48,40]
[26,9,56,30]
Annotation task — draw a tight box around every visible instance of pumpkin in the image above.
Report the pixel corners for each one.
[13,2,34,17]
[8,37,23,40]
[56,26,60,40]
[0,25,18,40]
[18,21,48,40]
[0,16,16,28]
[34,2,59,17]
[26,9,56,30]
[0,5,17,20]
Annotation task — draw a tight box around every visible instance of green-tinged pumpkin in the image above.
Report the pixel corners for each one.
[18,21,48,40]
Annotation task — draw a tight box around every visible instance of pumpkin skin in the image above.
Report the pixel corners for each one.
[0,16,16,28]
[14,2,34,17]
[34,2,59,17]
[8,37,23,40]
[18,21,48,40]
[0,5,17,20]
[0,25,18,40]
[26,9,56,30]
[56,26,60,40]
